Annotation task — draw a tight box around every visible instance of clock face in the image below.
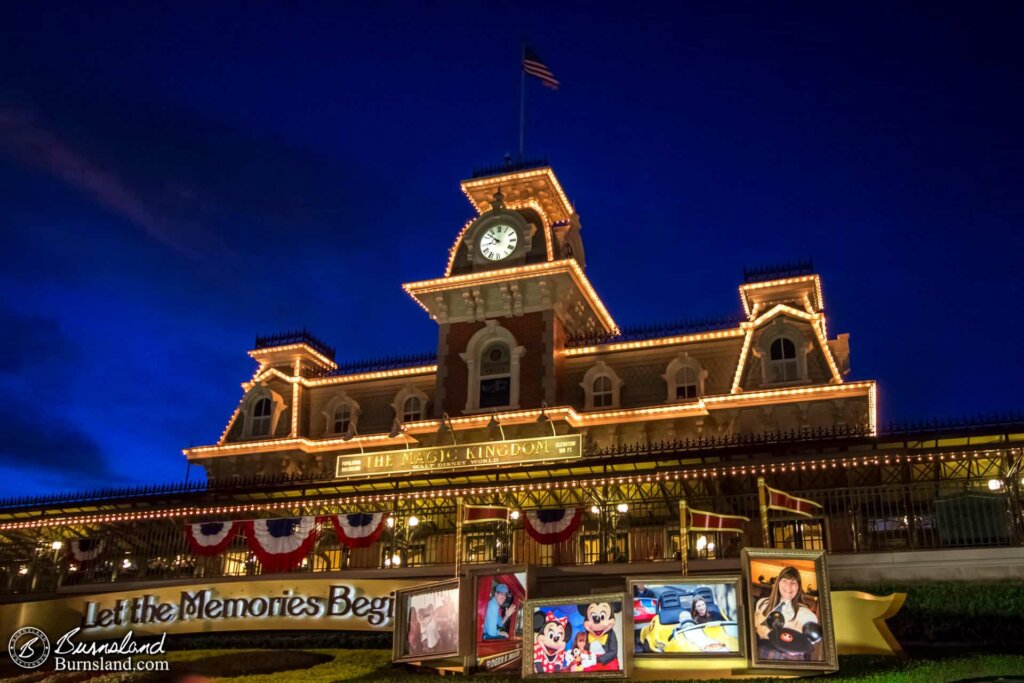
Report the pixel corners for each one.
[479,224,518,261]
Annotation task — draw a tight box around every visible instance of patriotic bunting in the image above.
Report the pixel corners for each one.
[523,507,583,545]
[245,517,318,573]
[687,508,750,533]
[68,538,104,563]
[185,521,238,556]
[463,505,510,525]
[765,485,823,518]
[326,512,387,549]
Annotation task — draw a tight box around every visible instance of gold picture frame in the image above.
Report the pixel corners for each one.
[626,574,746,659]
[521,591,631,679]
[741,548,838,672]
[392,578,463,664]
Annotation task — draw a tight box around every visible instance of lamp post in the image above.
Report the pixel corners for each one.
[384,514,421,568]
[591,501,629,563]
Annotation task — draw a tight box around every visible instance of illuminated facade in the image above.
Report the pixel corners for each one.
[0,162,1021,610]
[188,164,873,482]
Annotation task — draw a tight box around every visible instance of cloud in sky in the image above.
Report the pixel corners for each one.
[0,109,200,258]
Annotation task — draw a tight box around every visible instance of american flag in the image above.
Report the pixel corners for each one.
[523,46,560,90]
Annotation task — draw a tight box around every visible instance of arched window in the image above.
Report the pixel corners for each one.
[592,375,613,408]
[479,342,512,409]
[251,397,273,437]
[663,354,706,403]
[333,403,353,435]
[675,366,699,400]
[403,395,423,422]
[460,321,524,412]
[770,337,798,382]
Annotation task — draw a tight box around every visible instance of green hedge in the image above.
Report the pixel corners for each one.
[835,581,1024,648]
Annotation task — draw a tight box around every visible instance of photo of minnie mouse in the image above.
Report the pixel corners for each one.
[522,592,629,679]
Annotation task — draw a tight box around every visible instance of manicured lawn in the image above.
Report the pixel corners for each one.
[15,650,1024,682]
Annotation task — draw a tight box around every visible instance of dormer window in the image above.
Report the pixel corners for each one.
[333,404,353,435]
[479,342,512,408]
[403,396,423,422]
[251,397,273,437]
[581,361,623,410]
[675,366,699,400]
[770,337,798,382]
[663,354,707,403]
[593,376,613,408]
[322,393,361,437]
[242,386,286,439]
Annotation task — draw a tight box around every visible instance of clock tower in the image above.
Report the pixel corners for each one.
[403,163,616,418]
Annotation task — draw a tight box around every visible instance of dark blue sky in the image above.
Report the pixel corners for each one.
[1,2,1021,498]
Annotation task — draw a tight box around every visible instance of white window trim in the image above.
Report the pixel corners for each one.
[392,384,430,424]
[459,320,526,413]
[662,353,708,403]
[322,392,362,437]
[752,320,813,387]
[580,361,623,410]
[241,385,287,439]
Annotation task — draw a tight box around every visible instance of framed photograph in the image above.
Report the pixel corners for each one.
[741,548,838,671]
[471,566,529,672]
[522,591,630,679]
[627,575,745,658]
[393,579,462,664]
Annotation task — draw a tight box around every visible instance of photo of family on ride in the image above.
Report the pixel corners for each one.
[631,578,742,656]
[525,594,627,678]
[745,551,834,668]
[475,571,527,671]
[403,585,460,659]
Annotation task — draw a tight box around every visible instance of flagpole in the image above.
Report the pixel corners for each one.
[679,500,688,576]
[519,40,526,160]
[455,497,464,579]
[757,477,771,547]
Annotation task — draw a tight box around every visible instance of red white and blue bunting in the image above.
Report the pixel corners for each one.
[244,517,318,573]
[523,507,583,545]
[68,538,105,563]
[326,512,387,549]
[185,521,238,556]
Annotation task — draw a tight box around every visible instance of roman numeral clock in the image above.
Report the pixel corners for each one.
[463,189,537,271]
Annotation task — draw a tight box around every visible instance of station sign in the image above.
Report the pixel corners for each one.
[335,434,582,479]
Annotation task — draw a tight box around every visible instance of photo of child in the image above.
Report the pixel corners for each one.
[523,593,628,679]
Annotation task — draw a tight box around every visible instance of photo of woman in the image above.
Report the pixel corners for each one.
[629,577,743,658]
[742,549,837,672]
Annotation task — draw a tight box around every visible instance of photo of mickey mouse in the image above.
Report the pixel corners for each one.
[523,593,628,678]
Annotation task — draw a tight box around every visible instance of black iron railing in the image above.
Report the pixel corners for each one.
[311,352,437,378]
[471,157,549,179]
[742,260,815,284]
[253,328,336,361]
[565,315,745,348]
